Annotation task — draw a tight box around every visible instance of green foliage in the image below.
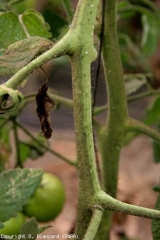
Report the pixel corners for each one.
[0,0,27,11]
[42,7,66,39]
[0,124,11,171]
[0,168,43,224]
[22,9,52,38]
[152,121,160,163]
[141,13,160,56]
[118,33,150,72]
[0,12,26,48]
[20,218,51,240]
[118,0,160,70]
[0,9,51,49]
[124,74,147,95]
[152,140,160,163]
[0,37,53,76]
[19,136,48,164]
[12,0,36,14]
[144,97,160,125]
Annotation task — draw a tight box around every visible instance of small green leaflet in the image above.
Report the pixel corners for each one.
[141,13,160,56]
[0,12,26,48]
[22,9,52,38]
[152,140,160,163]
[0,168,43,224]
[124,74,147,96]
[19,218,51,240]
[19,135,49,164]
[0,123,12,172]
[144,97,160,126]
[0,9,52,49]
[0,36,53,76]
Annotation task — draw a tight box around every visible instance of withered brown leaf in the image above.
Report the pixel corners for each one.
[36,83,54,139]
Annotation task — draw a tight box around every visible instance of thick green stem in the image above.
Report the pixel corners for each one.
[71,54,100,238]
[83,208,103,240]
[4,35,71,89]
[70,0,101,237]
[95,191,160,220]
[97,0,128,238]
[127,90,160,102]
[102,0,128,196]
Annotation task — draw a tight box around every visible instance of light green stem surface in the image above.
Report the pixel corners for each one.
[83,208,103,240]
[70,0,102,238]
[127,118,160,142]
[96,0,129,238]
[95,191,160,220]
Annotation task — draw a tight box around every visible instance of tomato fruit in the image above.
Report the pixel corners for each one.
[23,172,65,222]
[0,212,25,235]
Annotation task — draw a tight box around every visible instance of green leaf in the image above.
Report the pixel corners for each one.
[26,136,48,159]
[153,184,160,193]
[19,142,31,164]
[118,33,150,72]
[20,218,51,240]
[0,11,26,48]
[153,140,160,163]
[9,0,26,4]
[124,75,146,95]
[42,7,66,38]
[0,9,52,49]
[118,0,136,19]
[130,0,159,13]
[0,123,12,172]
[38,225,51,234]
[144,97,160,125]
[0,168,43,223]
[141,13,160,56]
[22,9,52,38]
[152,195,160,240]
[0,36,53,76]
[152,121,160,163]
[20,218,38,240]
[19,136,48,163]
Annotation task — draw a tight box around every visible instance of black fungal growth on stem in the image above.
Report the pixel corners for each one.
[36,69,54,139]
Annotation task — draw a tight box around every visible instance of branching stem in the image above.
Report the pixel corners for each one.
[17,122,77,167]
[127,118,160,142]
[23,92,73,109]
[95,191,160,220]
[4,34,72,89]
[83,208,103,240]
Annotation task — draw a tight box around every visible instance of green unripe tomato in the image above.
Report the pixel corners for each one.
[23,172,65,222]
[0,212,25,235]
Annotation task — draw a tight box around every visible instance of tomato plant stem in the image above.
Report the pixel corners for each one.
[96,0,129,238]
